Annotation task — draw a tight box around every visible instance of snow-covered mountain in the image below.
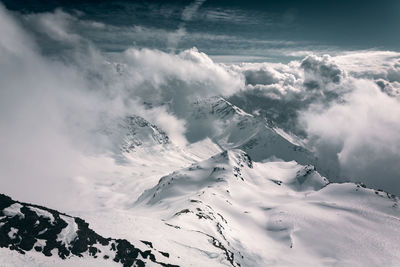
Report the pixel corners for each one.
[133,149,400,266]
[188,97,316,164]
[0,194,176,267]
[186,96,340,179]
[1,97,399,266]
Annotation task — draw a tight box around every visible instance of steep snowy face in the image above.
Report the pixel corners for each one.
[0,194,176,267]
[133,149,400,266]
[187,97,318,167]
[101,115,171,155]
[120,116,170,153]
[190,96,252,121]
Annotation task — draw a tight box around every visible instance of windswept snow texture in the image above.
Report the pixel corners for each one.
[0,194,177,267]
[132,149,400,266]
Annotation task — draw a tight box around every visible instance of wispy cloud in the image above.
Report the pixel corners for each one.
[182,0,207,21]
[168,0,207,51]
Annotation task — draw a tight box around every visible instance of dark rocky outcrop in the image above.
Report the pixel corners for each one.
[0,194,178,267]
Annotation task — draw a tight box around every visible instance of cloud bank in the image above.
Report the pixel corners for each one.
[301,79,400,191]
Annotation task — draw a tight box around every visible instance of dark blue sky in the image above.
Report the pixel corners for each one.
[3,0,399,60]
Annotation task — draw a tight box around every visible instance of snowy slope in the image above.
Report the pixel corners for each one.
[132,149,400,266]
[69,115,222,213]
[1,101,399,266]
[0,194,177,267]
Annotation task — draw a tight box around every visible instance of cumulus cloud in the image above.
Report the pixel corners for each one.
[228,55,348,136]
[376,78,400,97]
[334,51,400,80]
[243,67,284,86]
[122,47,242,96]
[332,51,400,97]
[300,54,343,88]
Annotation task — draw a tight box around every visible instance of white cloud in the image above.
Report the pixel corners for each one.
[300,79,400,193]
[301,54,344,85]
[0,4,91,206]
[0,3,248,207]
[333,50,400,78]
[117,47,244,112]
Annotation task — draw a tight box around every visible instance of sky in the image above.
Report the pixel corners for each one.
[2,0,400,62]
[0,0,400,204]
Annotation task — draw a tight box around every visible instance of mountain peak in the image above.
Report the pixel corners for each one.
[192,96,253,120]
[120,115,170,153]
